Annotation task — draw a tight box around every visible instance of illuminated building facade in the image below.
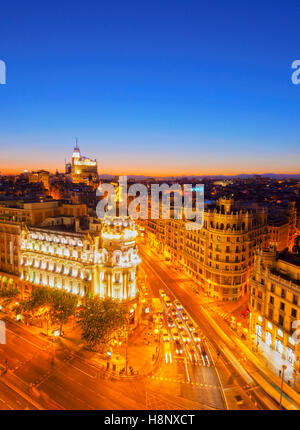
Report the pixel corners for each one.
[28,170,50,190]
[0,201,86,292]
[142,197,268,301]
[267,220,289,252]
[249,248,300,383]
[70,142,98,185]
[18,213,141,321]
[267,202,297,252]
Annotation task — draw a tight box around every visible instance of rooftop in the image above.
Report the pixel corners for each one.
[279,251,300,268]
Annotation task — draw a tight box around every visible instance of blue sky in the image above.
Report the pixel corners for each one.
[0,0,299,175]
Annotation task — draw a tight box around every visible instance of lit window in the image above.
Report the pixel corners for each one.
[289,336,295,346]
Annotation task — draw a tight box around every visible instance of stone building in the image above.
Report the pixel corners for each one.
[142,197,268,301]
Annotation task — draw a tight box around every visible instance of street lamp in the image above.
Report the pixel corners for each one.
[251,334,256,351]
[279,364,287,409]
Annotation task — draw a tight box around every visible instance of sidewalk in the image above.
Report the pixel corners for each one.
[256,338,295,386]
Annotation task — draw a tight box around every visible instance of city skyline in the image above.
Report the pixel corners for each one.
[1,141,300,177]
[0,0,300,176]
[1,0,300,414]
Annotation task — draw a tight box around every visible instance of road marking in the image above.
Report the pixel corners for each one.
[184,358,191,384]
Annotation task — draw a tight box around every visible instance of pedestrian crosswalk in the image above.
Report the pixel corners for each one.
[162,357,209,366]
[147,374,219,389]
[217,311,232,322]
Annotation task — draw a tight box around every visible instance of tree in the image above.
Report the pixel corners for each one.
[49,289,78,335]
[78,297,127,351]
[19,287,77,334]
[0,285,19,308]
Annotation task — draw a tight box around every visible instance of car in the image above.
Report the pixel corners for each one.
[164,296,172,307]
[162,330,170,342]
[181,311,188,321]
[175,340,183,355]
[159,289,166,298]
[174,299,183,310]
[181,331,190,343]
[170,306,177,317]
[187,320,196,332]
[167,317,175,328]
[171,328,180,341]
[192,331,200,343]
[175,318,183,329]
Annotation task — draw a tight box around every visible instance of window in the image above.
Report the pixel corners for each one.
[278,315,284,327]
[256,324,262,337]
[281,289,286,299]
[293,295,298,306]
[275,339,283,354]
[270,284,275,293]
[269,296,274,305]
[291,308,297,318]
[280,302,285,311]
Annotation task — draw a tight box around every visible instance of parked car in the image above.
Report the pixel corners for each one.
[159,289,166,298]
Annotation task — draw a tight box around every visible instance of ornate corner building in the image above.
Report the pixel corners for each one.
[142,197,268,302]
[0,200,141,324]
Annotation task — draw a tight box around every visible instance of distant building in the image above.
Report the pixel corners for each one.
[28,170,50,190]
[267,202,297,252]
[69,142,98,185]
[267,219,289,252]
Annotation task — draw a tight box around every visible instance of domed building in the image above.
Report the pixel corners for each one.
[19,213,141,324]
[97,215,141,324]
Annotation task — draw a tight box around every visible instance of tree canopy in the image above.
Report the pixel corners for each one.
[78,296,127,351]
[20,286,78,334]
